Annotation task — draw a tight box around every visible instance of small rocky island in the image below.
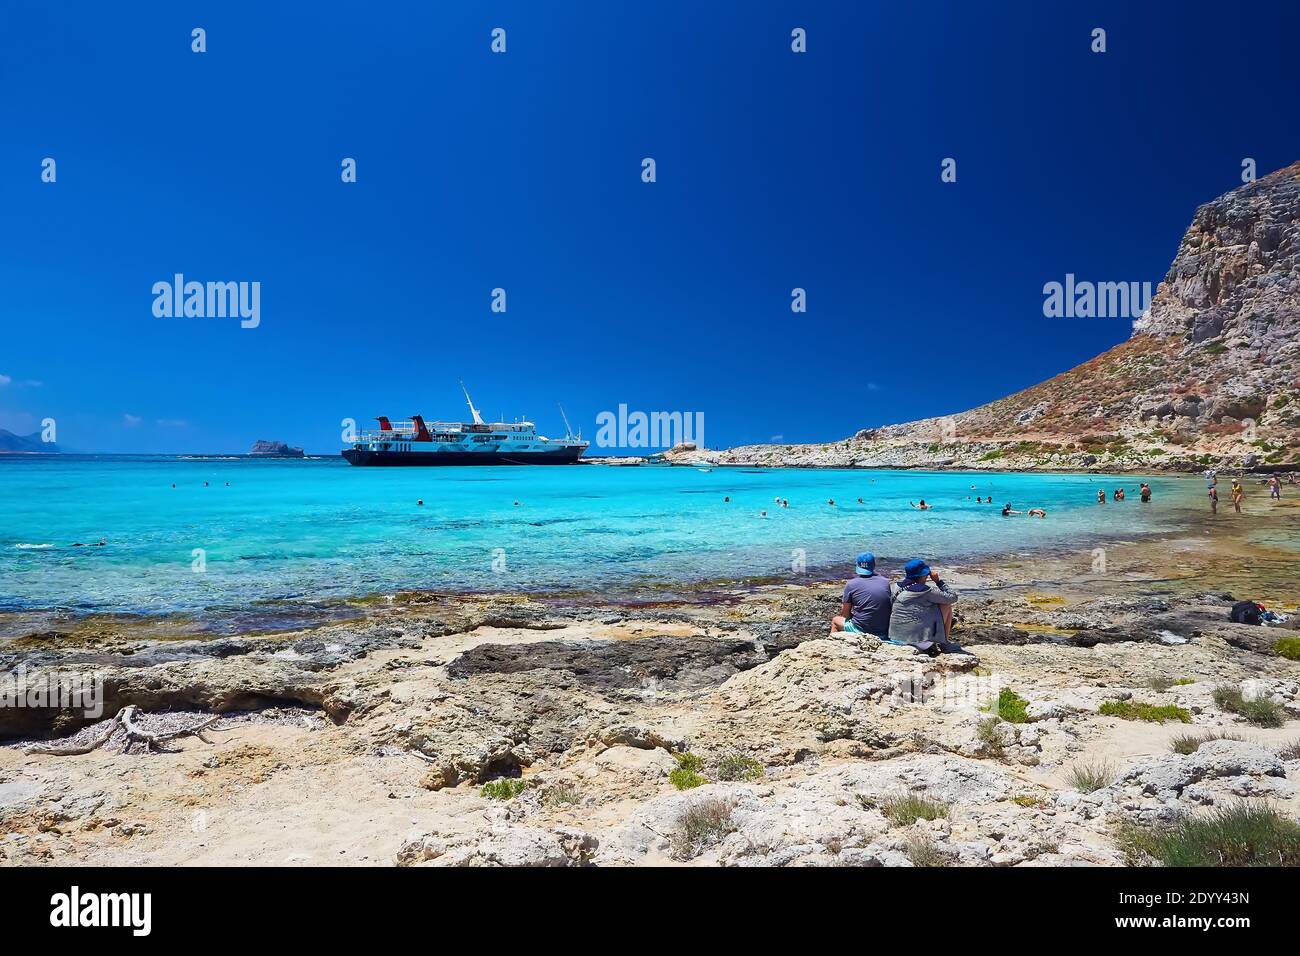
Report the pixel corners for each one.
[248,439,305,458]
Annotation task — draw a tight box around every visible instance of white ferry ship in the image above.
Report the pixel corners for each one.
[342,385,588,466]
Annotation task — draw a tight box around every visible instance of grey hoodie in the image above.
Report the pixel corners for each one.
[887,579,958,644]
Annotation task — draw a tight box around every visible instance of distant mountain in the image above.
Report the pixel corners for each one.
[0,430,58,454]
[668,162,1300,473]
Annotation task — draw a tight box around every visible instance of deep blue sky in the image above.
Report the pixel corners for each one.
[2,1,1298,453]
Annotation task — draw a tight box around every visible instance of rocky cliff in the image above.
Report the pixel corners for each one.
[670,162,1300,473]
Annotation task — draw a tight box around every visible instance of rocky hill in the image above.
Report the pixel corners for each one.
[248,439,304,458]
[0,429,58,454]
[670,162,1300,473]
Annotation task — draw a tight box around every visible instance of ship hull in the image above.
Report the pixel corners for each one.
[342,447,585,466]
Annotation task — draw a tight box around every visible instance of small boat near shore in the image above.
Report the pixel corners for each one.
[342,384,588,467]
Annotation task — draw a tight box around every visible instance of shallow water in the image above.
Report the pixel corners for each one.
[0,456,1207,619]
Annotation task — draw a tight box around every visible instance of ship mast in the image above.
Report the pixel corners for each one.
[557,402,577,439]
[460,381,485,426]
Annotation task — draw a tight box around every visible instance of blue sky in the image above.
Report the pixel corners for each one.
[2,0,1299,453]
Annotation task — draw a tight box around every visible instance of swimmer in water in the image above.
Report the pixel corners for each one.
[1027,508,1047,518]
[72,537,107,548]
[724,496,730,503]
[782,499,789,508]
[1097,489,1106,504]
[760,510,768,518]
[827,499,835,506]
[910,500,931,510]
[417,499,424,506]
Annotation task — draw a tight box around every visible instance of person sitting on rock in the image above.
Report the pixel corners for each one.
[888,559,959,648]
[832,552,892,639]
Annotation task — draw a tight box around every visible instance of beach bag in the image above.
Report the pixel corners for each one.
[1230,600,1263,626]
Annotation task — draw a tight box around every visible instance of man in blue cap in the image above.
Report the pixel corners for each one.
[832,552,893,638]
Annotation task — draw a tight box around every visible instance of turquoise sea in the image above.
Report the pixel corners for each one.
[0,456,1205,627]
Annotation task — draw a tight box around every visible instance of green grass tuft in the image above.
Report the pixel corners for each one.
[1012,794,1049,809]
[1274,637,1300,662]
[670,752,708,790]
[1213,685,1287,728]
[1145,676,1196,692]
[669,798,735,861]
[976,716,1005,757]
[990,687,1031,724]
[714,753,763,782]
[1098,699,1191,723]
[669,768,706,790]
[479,778,528,800]
[1068,760,1117,793]
[672,751,704,773]
[1119,802,1300,866]
[1170,731,1244,755]
[542,780,582,807]
[881,793,949,826]
[903,835,950,867]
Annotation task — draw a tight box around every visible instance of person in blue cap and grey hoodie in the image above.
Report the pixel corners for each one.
[888,558,959,648]
[832,552,892,638]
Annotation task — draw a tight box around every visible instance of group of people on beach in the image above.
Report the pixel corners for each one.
[730,470,1290,522]
[1095,482,1152,504]
[1203,470,1283,514]
[830,552,962,653]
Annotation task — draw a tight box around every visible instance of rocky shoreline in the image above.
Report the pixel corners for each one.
[657,440,1300,477]
[2,510,1298,866]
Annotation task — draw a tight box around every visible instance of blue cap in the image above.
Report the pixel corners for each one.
[903,558,931,580]
[855,552,876,576]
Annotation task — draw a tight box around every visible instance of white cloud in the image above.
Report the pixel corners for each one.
[0,374,11,386]
[123,414,142,427]
[769,434,785,442]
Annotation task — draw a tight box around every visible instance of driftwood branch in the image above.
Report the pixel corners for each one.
[24,712,124,756]
[24,706,222,756]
